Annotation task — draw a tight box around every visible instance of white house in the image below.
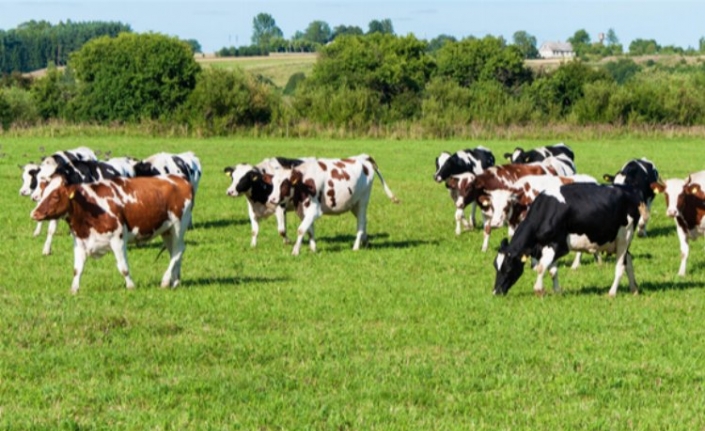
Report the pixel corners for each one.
[538,42,575,59]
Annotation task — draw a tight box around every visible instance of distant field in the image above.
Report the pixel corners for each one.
[197,52,318,88]
[3,135,705,429]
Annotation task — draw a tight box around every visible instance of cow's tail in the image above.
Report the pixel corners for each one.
[367,156,400,204]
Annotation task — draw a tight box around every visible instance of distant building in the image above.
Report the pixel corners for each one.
[538,42,575,59]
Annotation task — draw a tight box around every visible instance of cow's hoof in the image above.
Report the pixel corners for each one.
[534,289,545,297]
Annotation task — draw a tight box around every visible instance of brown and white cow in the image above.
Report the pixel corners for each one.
[651,171,705,276]
[447,162,557,252]
[30,174,193,293]
[268,154,400,255]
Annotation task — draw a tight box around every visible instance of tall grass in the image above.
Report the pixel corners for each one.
[1,135,705,429]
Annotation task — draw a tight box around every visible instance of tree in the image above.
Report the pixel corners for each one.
[251,13,283,50]
[185,39,202,54]
[628,38,660,55]
[606,28,619,45]
[512,30,538,59]
[70,33,200,122]
[568,29,591,56]
[427,34,457,53]
[302,20,332,45]
[367,19,394,35]
[331,25,363,41]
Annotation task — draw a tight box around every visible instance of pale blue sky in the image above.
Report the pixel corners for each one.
[1,1,703,53]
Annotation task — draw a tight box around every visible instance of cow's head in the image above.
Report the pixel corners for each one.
[30,175,74,221]
[19,163,39,196]
[652,179,685,218]
[493,238,526,295]
[433,151,452,182]
[224,164,257,197]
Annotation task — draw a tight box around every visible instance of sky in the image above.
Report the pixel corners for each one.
[1,0,704,53]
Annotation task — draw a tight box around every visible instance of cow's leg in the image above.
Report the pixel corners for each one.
[625,252,638,295]
[33,221,42,237]
[570,252,582,270]
[293,205,319,256]
[71,240,87,294]
[110,233,135,290]
[481,220,491,252]
[637,202,652,237]
[160,228,185,288]
[468,201,477,230]
[533,246,556,296]
[454,207,465,236]
[549,264,562,293]
[247,202,260,248]
[676,226,689,276]
[352,202,369,251]
[42,219,58,255]
[608,227,632,297]
[275,204,290,244]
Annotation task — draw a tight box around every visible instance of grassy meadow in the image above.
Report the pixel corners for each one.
[2,135,705,429]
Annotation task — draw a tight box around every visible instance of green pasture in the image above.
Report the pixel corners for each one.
[199,53,317,88]
[1,135,705,429]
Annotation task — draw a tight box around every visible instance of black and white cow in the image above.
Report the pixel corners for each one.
[434,147,495,233]
[19,162,46,238]
[603,158,659,237]
[493,183,643,297]
[224,157,313,247]
[133,151,202,195]
[504,142,574,164]
[105,156,139,177]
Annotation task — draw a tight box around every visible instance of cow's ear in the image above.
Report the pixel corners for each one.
[250,173,259,182]
[68,190,75,200]
[690,185,701,195]
[503,153,512,160]
[521,255,528,263]
[499,238,509,249]
[223,167,234,176]
[603,174,613,182]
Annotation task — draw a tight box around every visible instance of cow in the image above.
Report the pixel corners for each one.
[133,151,202,193]
[30,174,194,294]
[603,158,659,237]
[268,154,400,256]
[29,160,123,255]
[447,162,557,252]
[34,146,98,185]
[493,183,643,297]
[224,157,313,247]
[651,171,705,276]
[434,147,495,233]
[504,142,575,164]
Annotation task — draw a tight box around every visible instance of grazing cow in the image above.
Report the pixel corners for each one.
[224,157,312,247]
[434,147,495,233]
[504,142,575,164]
[493,183,643,297]
[651,171,705,276]
[268,154,400,255]
[29,160,123,255]
[30,174,193,294]
[603,158,659,237]
[447,162,556,252]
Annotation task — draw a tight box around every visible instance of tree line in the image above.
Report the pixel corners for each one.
[3,30,705,135]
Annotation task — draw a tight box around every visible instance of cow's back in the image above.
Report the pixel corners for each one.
[302,159,372,213]
[114,176,193,239]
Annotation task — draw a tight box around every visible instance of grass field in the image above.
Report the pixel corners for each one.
[2,135,705,429]
[198,53,317,88]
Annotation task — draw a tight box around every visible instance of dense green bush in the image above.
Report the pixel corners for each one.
[69,33,200,123]
[180,67,279,134]
[1,86,39,127]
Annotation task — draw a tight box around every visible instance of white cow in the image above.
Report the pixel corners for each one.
[268,154,400,255]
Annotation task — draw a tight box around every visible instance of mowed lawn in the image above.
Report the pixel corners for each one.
[2,135,705,429]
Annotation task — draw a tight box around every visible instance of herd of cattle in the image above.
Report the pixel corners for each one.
[16,143,705,297]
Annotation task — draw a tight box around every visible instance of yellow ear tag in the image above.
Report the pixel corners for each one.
[481,200,490,207]
[654,189,660,194]
[68,191,75,200]
[292,178,299,185]
[692,187,699,194]
[252,175,259,181]
[521,255,528,263]
[224,172,231,177]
